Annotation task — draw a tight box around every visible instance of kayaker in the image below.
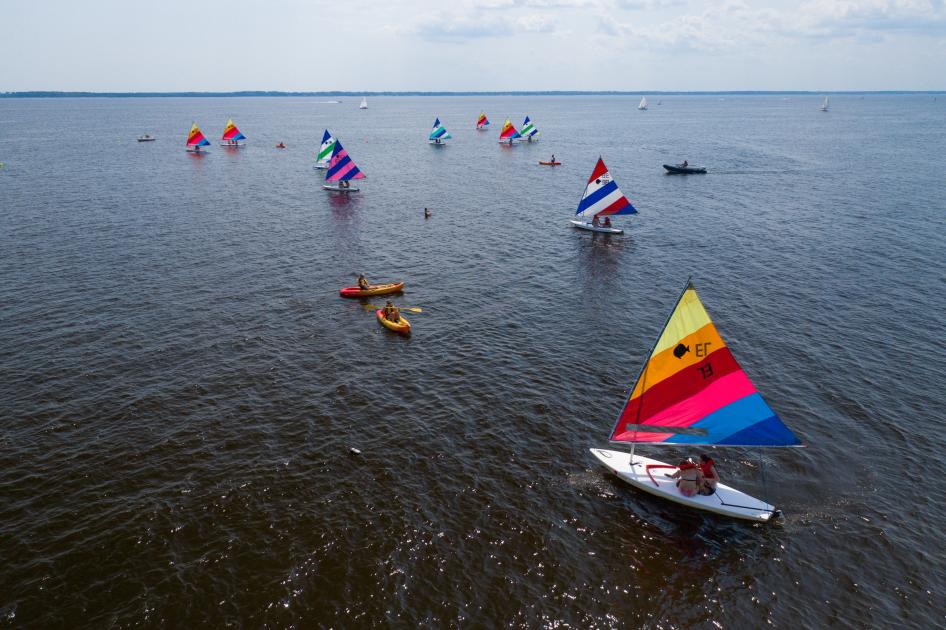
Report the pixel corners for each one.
[603,217,612,228]
[682,160,688,168]
[550,154,556,163]
[671,458,702,497]
[357,274,370,290]
[384,302,401,323]
[698,454,719,495]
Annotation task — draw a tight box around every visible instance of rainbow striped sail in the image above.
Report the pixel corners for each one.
[499,117,521,143]
[576,158,637,220]
[520,116,539,141]
[611,281,801,447]
[477,112,490,129]
[315,129,336,168]
[324,139,365,182]
[221,118,246,144]
[186,123,210,148]
[429,118,452,143]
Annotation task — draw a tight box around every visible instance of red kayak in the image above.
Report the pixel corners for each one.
[339,281,405,298]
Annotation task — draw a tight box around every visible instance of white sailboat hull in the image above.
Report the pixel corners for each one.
[313,163,329,170]
[589,449,777,522]
[570,219,623,234]
[323,184,359,192]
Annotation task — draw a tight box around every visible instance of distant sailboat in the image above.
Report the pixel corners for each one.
[590,279,802,522]
[520,116,540,142]
[570,157,637,234]
[185,123,210,153]
[638,97,648,110]
[428,118,452,145]
[820,96,829,112]
[314,129,336,170]
[498,117,521,144]
[657,99,662,106]
[220,117,246,147]
[323,139,365,192]
[359,97,368,110]
[476,112,490,130]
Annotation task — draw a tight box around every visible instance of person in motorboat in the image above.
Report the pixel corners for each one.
[603,217,612,229]
[357,274,370,290]
[698,454,718,495]
[592,215,601,227]
[671,458,702,497]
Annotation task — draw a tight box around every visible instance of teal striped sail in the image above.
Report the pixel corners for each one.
[429,118,452,144]
[521,116,539,141]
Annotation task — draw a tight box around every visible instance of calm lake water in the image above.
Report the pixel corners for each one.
[1,95,944,628]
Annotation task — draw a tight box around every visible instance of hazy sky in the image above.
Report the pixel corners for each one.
[2,0,944,91]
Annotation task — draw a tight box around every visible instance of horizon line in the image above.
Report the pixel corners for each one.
[2,90,945,99]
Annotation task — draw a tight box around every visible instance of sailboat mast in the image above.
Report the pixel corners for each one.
[610,276,694,463]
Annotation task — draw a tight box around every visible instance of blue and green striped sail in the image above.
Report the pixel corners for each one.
[316,130,337,166]
[521,116,539,141]
[429,118,452,143]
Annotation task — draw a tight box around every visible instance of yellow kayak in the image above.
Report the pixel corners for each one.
[376,309,411,335]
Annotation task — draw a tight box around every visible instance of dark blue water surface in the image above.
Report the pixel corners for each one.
[1,95,945,628]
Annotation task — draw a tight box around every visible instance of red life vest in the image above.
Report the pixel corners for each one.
[700,458,717,479]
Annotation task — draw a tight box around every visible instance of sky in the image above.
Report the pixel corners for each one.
[1,0,945,91]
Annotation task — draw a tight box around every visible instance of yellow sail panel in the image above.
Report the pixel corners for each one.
[651,288,712,356]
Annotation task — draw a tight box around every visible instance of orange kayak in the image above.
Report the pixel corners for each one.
[376,309,410,335]
[339,281,405,298]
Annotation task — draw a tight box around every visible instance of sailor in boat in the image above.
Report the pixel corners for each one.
[383,301,401,323]
[670,459,703,497]
[592,215,600,227]
[698,454,719,495]
[340,180,350,189]
[682,160,688,168]
[603,217,612,229]
[424,208,431,219]
[357,274,370,290]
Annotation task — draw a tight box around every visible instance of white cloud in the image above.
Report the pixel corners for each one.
[596,0,946,51]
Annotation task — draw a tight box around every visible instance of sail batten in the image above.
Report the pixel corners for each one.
[610,282,801,447]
